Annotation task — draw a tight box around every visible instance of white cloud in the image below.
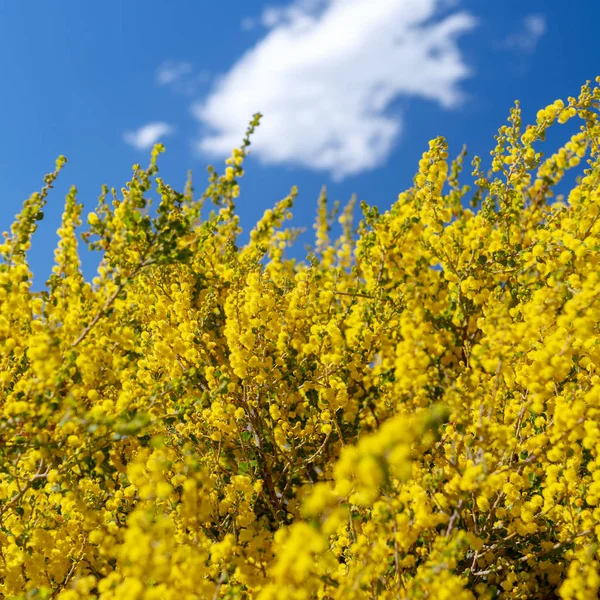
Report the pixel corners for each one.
[503,14,546,53]
[123,122,175,150]
[198,0,476,182]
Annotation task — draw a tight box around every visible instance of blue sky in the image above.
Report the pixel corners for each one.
[1,0,599,287]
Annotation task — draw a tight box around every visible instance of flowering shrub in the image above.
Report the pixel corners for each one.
[1,78,600,599]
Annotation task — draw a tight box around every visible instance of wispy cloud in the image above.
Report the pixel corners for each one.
[240,16,256,31]
[502,14,546,54]
[123,122,175,150]
[197,0,476,182]
[156,60,193,86]
[241,0,327,31]
[156,60,211,96]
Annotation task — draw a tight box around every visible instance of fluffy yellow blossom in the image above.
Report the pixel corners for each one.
[1,83,600,598]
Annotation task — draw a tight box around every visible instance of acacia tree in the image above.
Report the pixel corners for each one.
[1,80,600,599]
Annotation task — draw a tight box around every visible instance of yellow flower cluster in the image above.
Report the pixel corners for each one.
[1,80,600,598]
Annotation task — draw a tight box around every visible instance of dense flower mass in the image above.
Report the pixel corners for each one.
[1,79,600,599]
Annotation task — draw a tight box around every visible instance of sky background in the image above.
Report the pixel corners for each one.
[0,0,599,287]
